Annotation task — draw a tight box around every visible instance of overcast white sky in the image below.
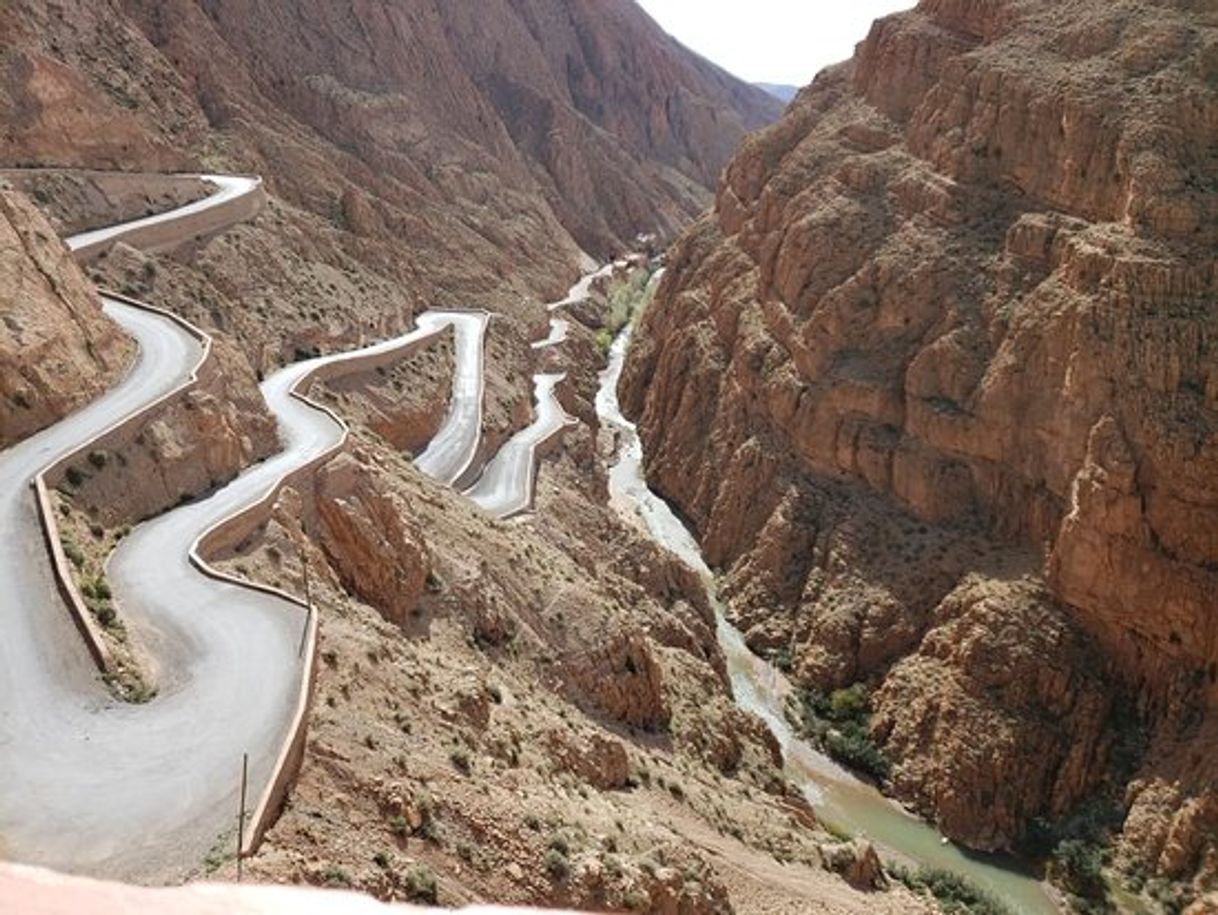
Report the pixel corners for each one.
[635,1,916,87]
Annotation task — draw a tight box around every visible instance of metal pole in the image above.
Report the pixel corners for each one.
[299,551,313,658]
[237,752,248,881]
[302,551,313,607]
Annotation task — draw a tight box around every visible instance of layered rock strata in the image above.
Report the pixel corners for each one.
[622,0,1218,886]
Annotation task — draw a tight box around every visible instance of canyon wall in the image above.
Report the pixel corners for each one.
[0,0,779,309]
[0,185,130,448]
[622,0,1218,886]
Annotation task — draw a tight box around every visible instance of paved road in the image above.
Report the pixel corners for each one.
[0,177,301,879]
[66,175,259,255]
[465,264,617,517]
[0,177,469,880]
[413,312,489,486]
[531,316,569,350]
[0,171,581,876]
[464,373,573,517]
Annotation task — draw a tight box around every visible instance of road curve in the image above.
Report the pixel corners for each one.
[463,373,574,518]
[66,175,261,258]
[467,263,623,519]
[1,171,589,875]
[0,177,299,878]
[530,315,569,350]
[0,176,470,879]
[413,311,489,487]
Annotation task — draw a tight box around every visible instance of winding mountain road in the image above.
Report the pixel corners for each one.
[0,177,302,878]
[413,311,489,486]
[460,264,623,517]
[0,177,484,879]
[0,171,599,878]
[464,372,574,518]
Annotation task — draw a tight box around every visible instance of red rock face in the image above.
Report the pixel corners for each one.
[0,0,779,271]
[623,0,1218,875]
[0,187,131,447]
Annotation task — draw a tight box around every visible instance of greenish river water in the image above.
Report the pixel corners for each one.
[595,316,1061,915]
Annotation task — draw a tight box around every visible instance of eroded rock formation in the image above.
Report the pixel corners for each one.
[0,185,130,448]
[622,0,1218,886]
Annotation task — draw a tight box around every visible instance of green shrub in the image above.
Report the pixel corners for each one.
[320,865,351,888]
[544,847,570,880]
[829,683,871,720]
[594,328,614,355]
[1051,839,1106,901]
[793,683,891,782]
[893,864,1013,915]
[61,538,85,569]
[406,865,437,903]
[824,727,891,781]
[87,450,108,469]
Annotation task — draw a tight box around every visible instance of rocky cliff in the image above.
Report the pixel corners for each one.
[0,184,130,448]
[622,0,1218,895]
[1,0,779,285]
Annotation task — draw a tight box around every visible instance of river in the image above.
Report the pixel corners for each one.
[594,318,1061,915]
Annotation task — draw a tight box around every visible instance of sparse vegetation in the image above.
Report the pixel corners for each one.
[60,535,85,569]
[594,266,656,355]
[791,683,891,781]
[405,864,438,903]
[1024,796,1126,911]
[449,746,472,774]
[320,864,352,887]
[891,864,1014,915]
[544,847,570,879]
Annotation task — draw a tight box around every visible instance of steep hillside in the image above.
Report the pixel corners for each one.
[0,183,130,447]
[0,0,781,439]
[0,0,779,279]
[623,0,1218,905]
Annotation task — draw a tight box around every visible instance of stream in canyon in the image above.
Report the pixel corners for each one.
[595,321,1060,915]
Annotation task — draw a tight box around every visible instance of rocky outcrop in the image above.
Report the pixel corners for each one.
[0,185,129,448]
[58,331,276,525]
[563,627,670,731]
[313,454,430,628]
[545,730,630,790]
[822,840,886,892]
[871,576,1114,850]
[622,0,1218,883]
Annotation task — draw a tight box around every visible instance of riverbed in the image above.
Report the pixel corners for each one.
[594,321,1061,915]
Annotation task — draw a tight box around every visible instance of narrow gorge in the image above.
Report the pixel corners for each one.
[2,1,1216,914]
[622,0,1218,910]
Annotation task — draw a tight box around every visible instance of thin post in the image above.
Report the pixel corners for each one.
[302,551,313,607]
[299,551,313,657]
[237,752,248,881]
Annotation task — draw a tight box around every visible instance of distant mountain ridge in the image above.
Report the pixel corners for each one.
[755,82,800,102]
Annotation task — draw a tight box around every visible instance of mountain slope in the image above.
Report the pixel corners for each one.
[623,0,1218,901]
[0,0,779,270]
